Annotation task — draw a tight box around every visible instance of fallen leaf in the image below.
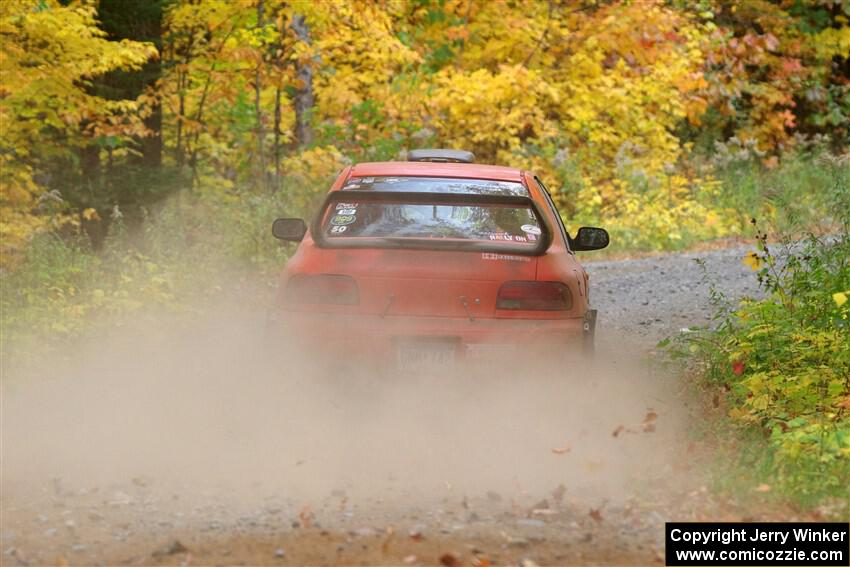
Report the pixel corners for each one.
[381,526,394,553]
[298,505,314,529]
[642,411,658,433]
[612,425,625,437]
[440,552,460,567]
[409,528,424,541]
[403,555,418,564]
[732,361,745,376]
[551,444,571,454]
[835,396,850,410]
[152,540,189,557]
[589,508,603,522]
[755,484,771,493]
[472,557,490,567]
[551,484,566,504]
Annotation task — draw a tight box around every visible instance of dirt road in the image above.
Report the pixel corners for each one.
[2,246,785,567]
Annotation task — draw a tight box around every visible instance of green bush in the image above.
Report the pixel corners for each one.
[667,158,850,507]
[708,140,847,235]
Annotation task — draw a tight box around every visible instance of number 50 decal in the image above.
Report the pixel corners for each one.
[330,225,348,234]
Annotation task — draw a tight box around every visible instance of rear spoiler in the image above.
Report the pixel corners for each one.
[311,190,552,255]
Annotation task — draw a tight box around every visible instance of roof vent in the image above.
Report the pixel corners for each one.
[407,149,475,164]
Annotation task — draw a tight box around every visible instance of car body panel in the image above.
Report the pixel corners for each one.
[273,160,598,365]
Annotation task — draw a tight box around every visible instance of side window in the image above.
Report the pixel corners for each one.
[534,176,572,252]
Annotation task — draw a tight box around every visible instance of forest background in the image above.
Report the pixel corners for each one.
[3,0,849,255]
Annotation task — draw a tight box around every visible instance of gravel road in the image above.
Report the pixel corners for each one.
[3,245,789,567]
[586,245,760,345]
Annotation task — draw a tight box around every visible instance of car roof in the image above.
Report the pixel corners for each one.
[344,161,525,185]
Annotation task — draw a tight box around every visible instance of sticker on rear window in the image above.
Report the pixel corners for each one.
[521,224,542,235]
[488,232,528,242]
[336,202,358,209]
[331,214,357,226]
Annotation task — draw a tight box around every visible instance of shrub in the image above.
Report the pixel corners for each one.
[667,158,850,506]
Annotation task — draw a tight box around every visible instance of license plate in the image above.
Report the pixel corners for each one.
[396,340,456,372]
[465,343,516,360]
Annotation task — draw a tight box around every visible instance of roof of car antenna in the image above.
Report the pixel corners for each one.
[406,149,475,164]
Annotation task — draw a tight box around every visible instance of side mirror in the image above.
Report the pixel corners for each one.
[272,218,307,242]
[572,226,609,251]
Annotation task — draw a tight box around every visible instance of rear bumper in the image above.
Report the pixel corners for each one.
[268,310,584,361]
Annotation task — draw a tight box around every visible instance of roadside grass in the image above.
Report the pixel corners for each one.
[708,140,845,235]
[0,190,290,371]
[664,155,850,514]
[686,399,849,519]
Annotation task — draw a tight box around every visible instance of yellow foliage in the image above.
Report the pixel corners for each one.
[742,252,763,271]
[0,0,155,266]
[428,65,558,163]
[813,26,850,60]
[279,146,351,213]
[310,1,420,122]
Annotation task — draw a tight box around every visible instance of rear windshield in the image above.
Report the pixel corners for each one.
[342,176,527,197]
[322,201,543,246]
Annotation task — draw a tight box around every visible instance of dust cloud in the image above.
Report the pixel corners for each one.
[2,305,686,504]
[1,302,690,561]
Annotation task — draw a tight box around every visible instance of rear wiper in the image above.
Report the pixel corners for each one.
[380,237,467,250]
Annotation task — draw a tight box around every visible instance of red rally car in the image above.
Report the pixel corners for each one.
[270,149,609,371]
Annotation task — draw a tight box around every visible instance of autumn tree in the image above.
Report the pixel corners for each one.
[0,0,154,264]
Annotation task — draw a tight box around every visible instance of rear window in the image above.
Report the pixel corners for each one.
[322,201,542,246]
[342,176,527,197]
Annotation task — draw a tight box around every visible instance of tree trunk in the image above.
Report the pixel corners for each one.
[254,0,267,190]
[273,85,282,192]
[141,11,163,168]
[96,0,164,168]
[79,144,110,249]
[291,14,314,148]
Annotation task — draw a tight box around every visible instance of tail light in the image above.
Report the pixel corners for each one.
[287,274,359,305]
[496,281,572,311]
